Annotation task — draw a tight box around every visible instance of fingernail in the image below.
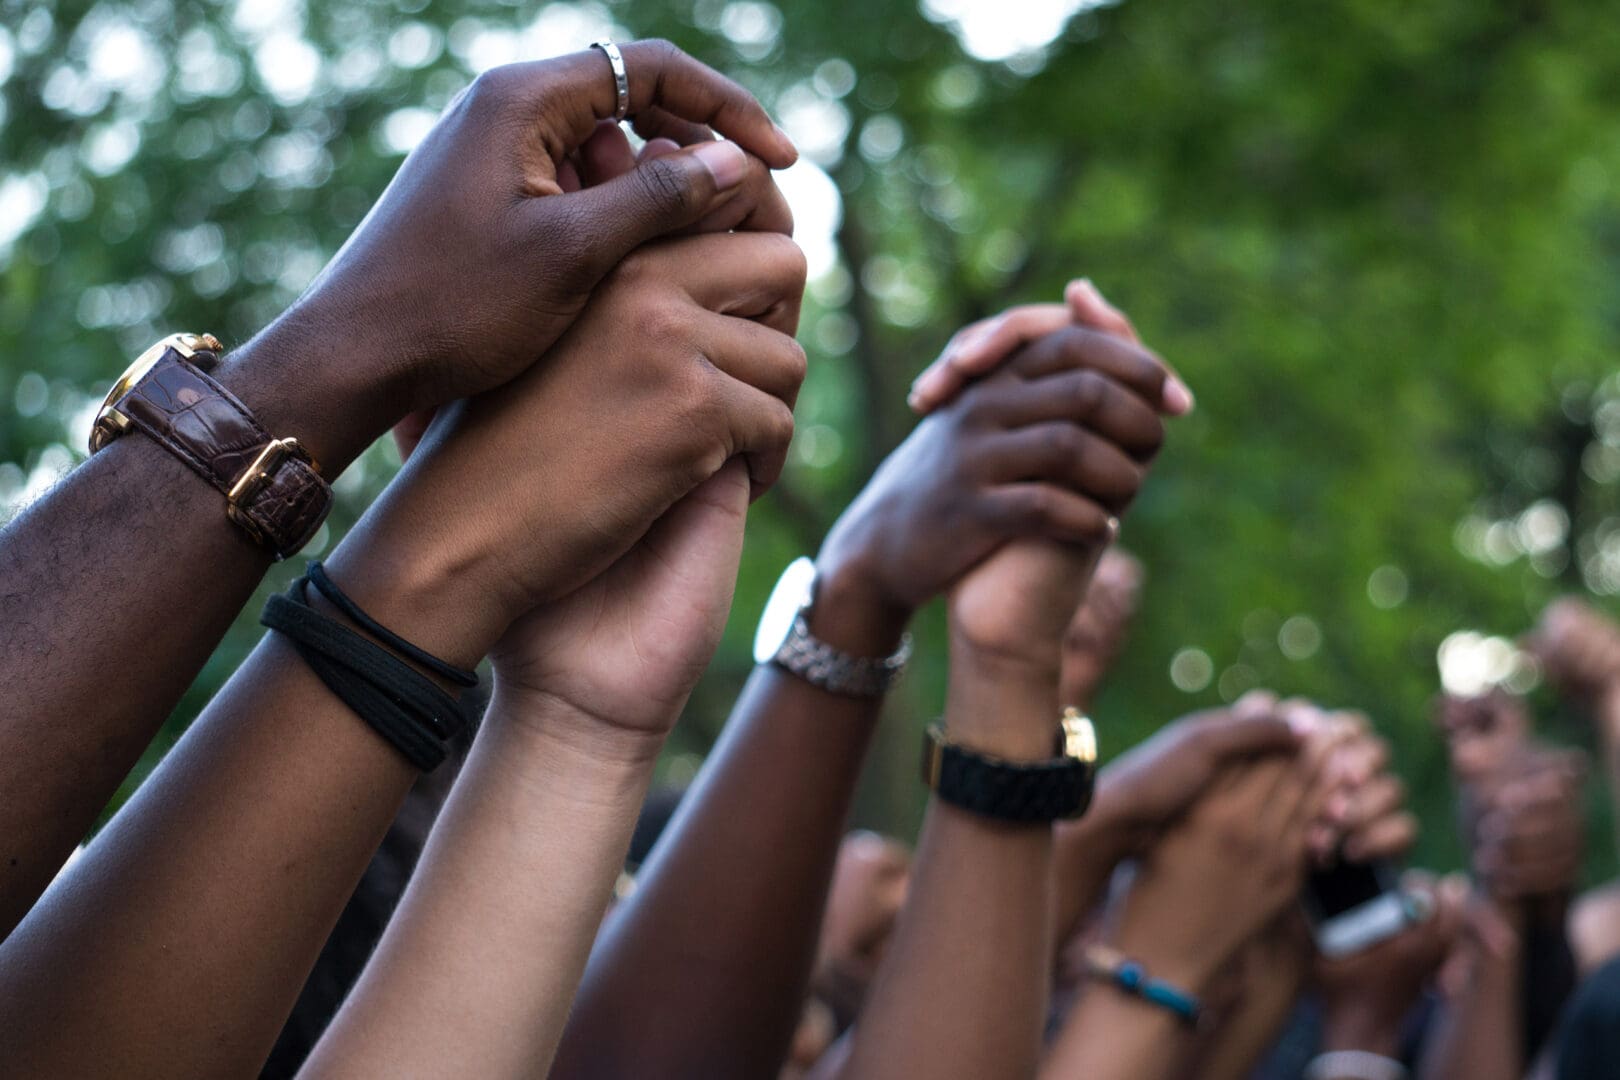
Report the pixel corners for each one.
[1162,376,1195,416]
[774,123,798,154]
[907,391,925,411]
[691,140,748,190]
[1106,515,1121,539]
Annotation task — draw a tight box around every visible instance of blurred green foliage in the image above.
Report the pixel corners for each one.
[5,0,1620,878]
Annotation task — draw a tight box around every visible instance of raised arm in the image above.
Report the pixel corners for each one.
[1042,716,1336,1080]
[833,539,1107,1080]
[554,307,1183,1078]
[0,41,793,938]
[1050,696,1298,948]
[0,231,807,1080]
[303,449,754,1078]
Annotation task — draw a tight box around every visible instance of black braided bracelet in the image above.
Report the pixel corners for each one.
[304,561,479,687]
[261,574,468,770]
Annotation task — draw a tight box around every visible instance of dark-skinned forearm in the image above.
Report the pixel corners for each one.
[551,571,905,1080]
[0,509,491,1079]
[0,318,388,939]
[834,657,1058,1080]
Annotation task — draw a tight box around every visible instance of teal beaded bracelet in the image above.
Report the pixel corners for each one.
[1083,945,1203,1026]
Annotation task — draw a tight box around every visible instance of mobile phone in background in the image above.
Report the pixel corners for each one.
[1304,858,1429,957]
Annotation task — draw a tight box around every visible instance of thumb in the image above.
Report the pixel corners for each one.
[545,140,750,280]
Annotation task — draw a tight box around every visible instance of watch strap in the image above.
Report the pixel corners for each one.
[772,612,911,698]
[110,348,332,558]
[921,724,1095,822]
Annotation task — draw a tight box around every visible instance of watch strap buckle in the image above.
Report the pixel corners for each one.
[227,437,309,508]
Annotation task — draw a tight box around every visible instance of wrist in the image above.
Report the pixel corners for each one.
[942,639,1061,762]
[323,519,508,674]
[810,551,914,658]
[1110,921,1226,996]
[215,302,405,475]
[486,681,669,773]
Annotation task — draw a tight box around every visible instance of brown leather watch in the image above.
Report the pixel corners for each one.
[88,332,333,559]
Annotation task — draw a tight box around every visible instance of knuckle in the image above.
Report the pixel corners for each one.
[768,399,797,448]
[778,336,809,388]
[751,231,808,288]
[1069,370,1106,418]
[643,37,680,62]
[635,157,697,216]
[465,66,519,114]
[636,293,696,343]
[1054,423,1087,461]
[610,244,654,285]
[680,370,729,443]
[1017,485,1055,525]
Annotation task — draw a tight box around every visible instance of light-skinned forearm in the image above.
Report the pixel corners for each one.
[833,652,1059,1080]
[301,686,665,1078]
[0,320,389,938]
[551,568,906,1079]
[0,510,493,1079]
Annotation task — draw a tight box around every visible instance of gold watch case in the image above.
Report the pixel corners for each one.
[88,332,223,454]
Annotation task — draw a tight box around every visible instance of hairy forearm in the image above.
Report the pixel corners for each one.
[0,322,385,939]
[0,636,415,1078]
[552,572,904,1079]
[0,515,489,1078]
[303,687,664,1079]
[836,657,1059,1080]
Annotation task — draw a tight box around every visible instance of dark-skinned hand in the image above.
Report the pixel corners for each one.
[332,226,807,665]
[1107,740,1331,992]
[1471,749,1588,901]
[1084,691,1300,852]
[817,299,1180,647]
[230,40,798,460]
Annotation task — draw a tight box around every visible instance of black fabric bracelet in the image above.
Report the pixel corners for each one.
[303,561,479,688]
[261,576,466,770]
